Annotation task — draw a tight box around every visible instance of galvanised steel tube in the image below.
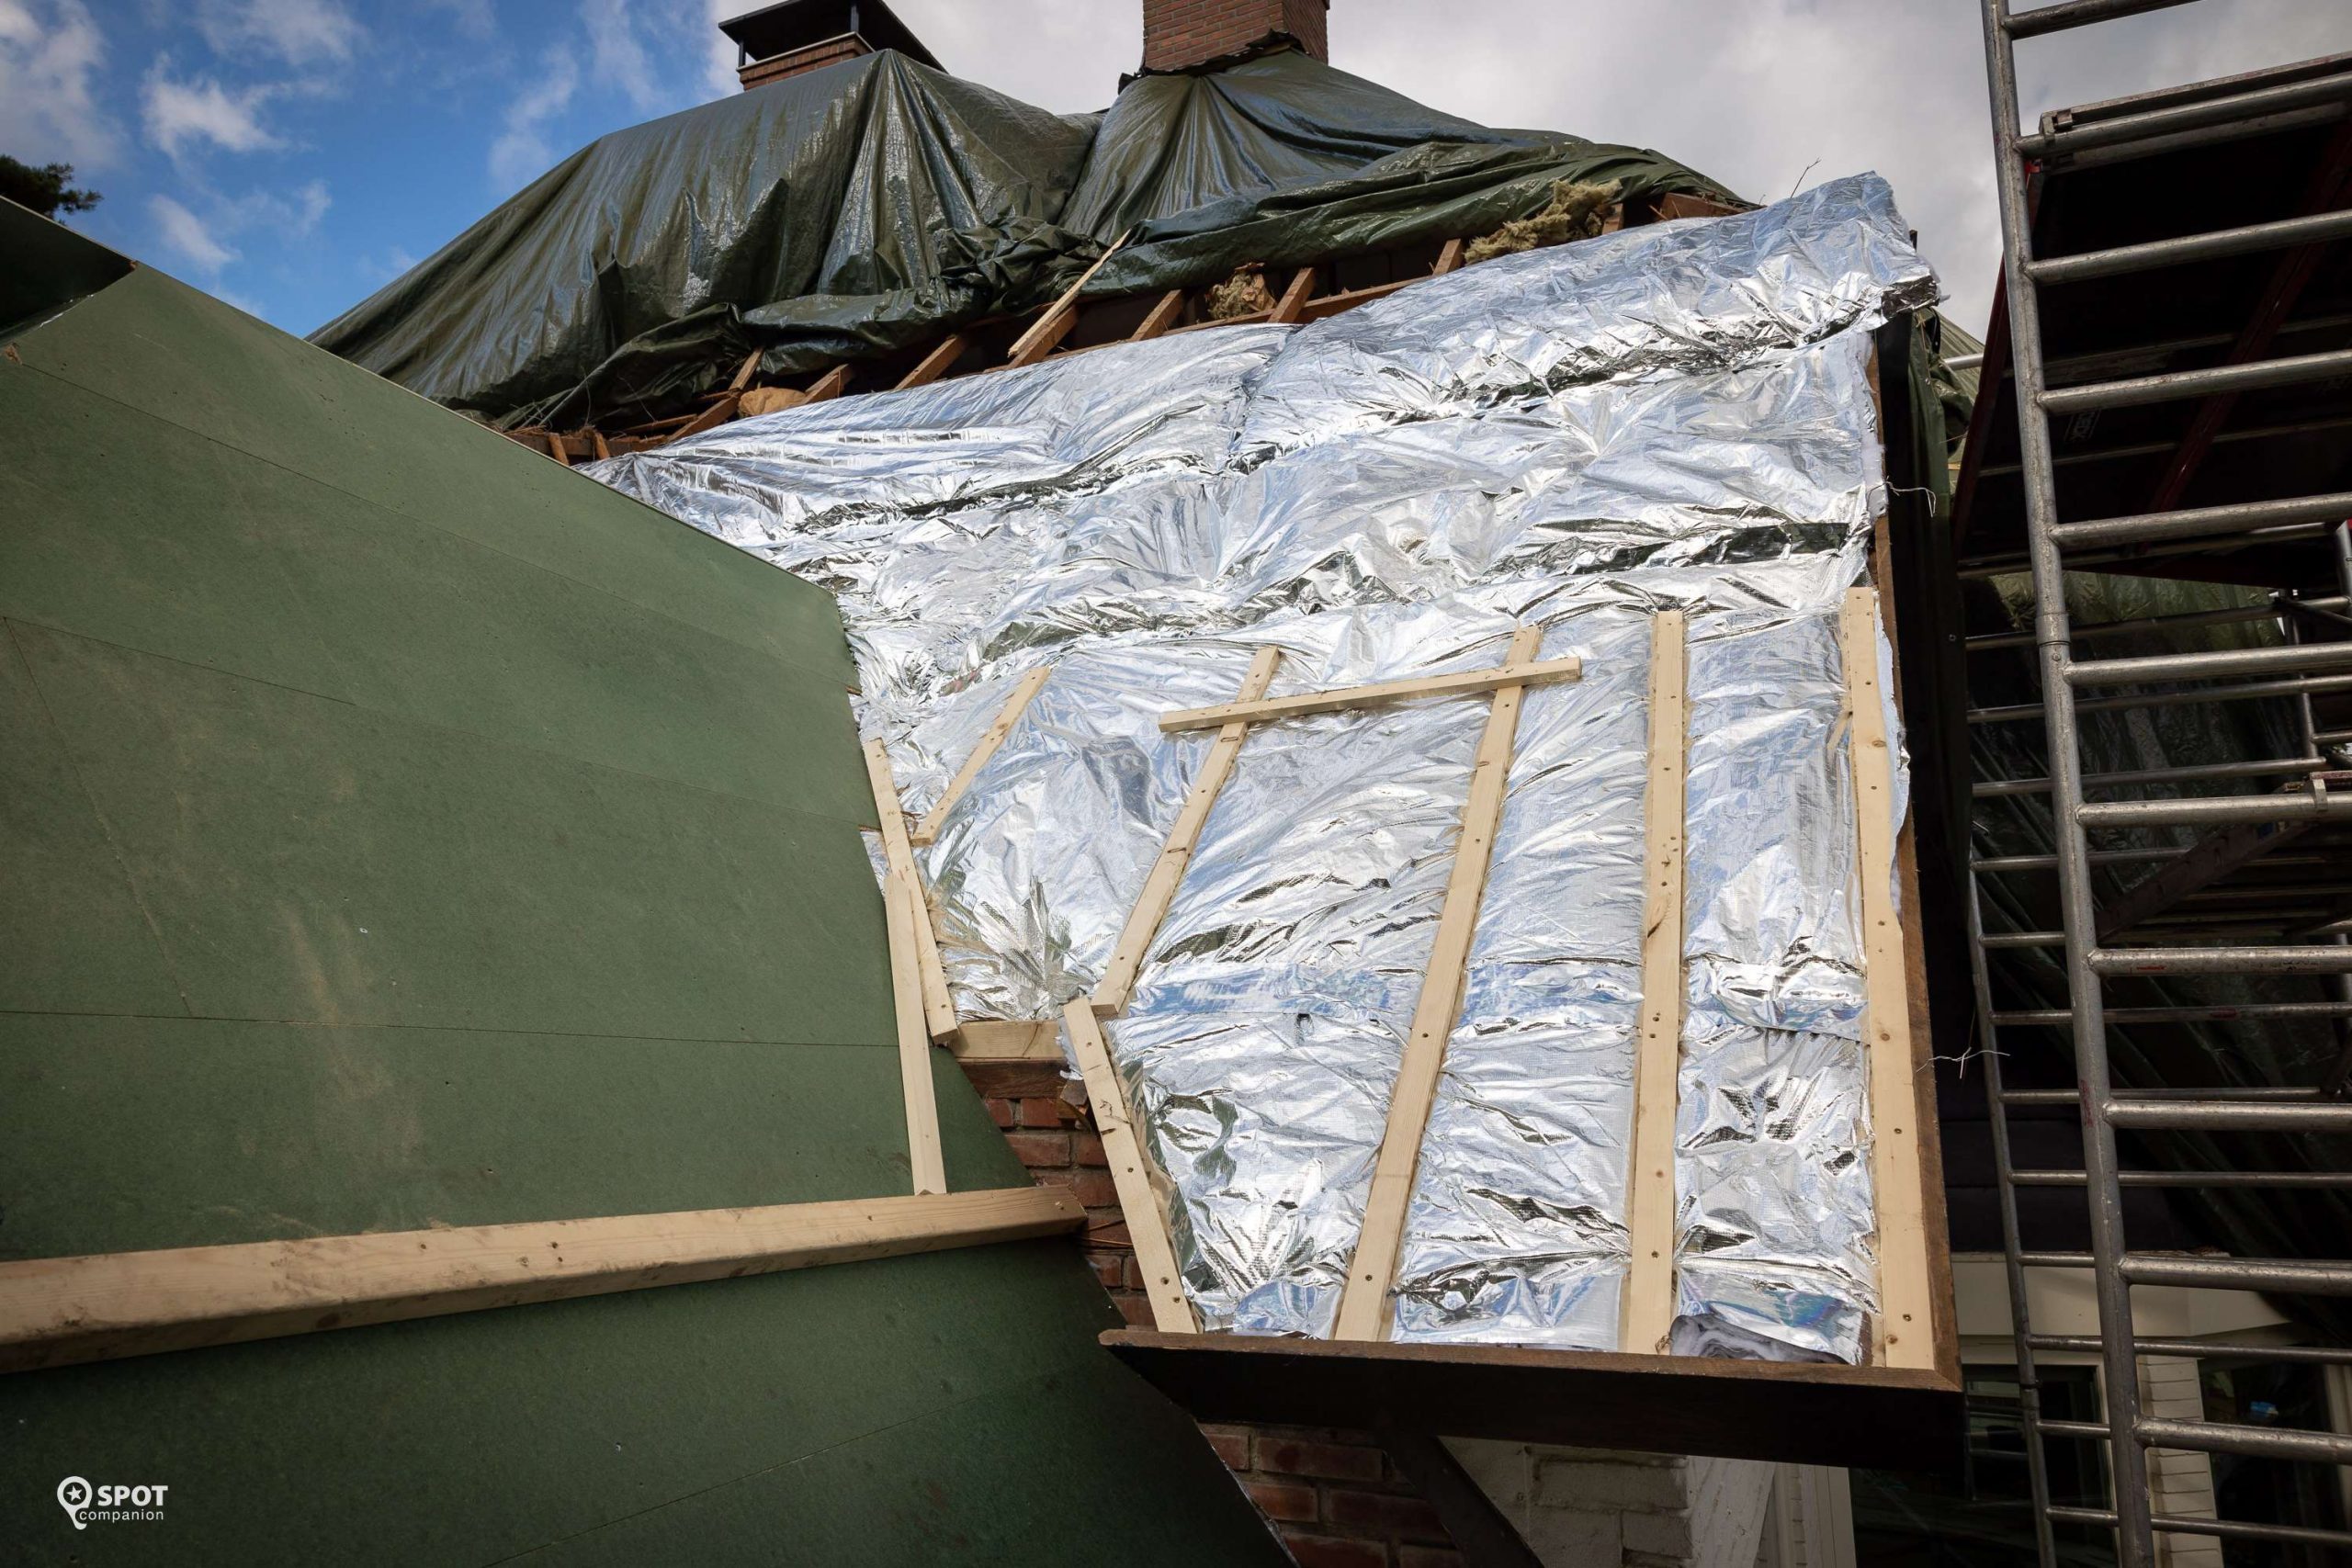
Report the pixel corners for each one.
[2066,638,2352,683]
[1960,521,2335,578]
[1974,847,2192,873]
[1973,755,2324,798]
[2048,491,2352,548]
[2136,1416,2352,1461]
[2075,793,2350,829]
[1967,878,2060,1568]
[2105,1098,2352,1132]
[2041,346,2352,414]
[2018,70,2352,158]
[1981,8,2152,1557]
[1970,672,2352,723]
[2092,945,2352,976]
[1995,1001,2352,1025]
[2029,209,2352,284]
[2001,0,2196,38]
[2012,1169,2352,1188]
[2047,1506,2352,1550]
[2122,1256,2352,1295]
[2033,1335,2352,1363]
[1966,599,2314,653]
[2056,104,2352,174]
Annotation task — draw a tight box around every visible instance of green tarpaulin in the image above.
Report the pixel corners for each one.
[311,48,1732,430]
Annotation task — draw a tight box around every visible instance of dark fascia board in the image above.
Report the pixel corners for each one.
[718,0,941,70]
[1103,1329,1969,1478]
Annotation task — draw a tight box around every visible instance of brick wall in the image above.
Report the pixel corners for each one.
[985,1083,1466,1565]
[1143,0,1330,72]
[739,34,868,90]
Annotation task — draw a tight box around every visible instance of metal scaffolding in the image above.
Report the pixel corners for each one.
[1971,5,2352,1562]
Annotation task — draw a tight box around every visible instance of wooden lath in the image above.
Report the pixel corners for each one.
[0,1187,1085,1373]
[886,870,948,1195]
[864,738,957,1041]
[1064,999,1197,1332]
[1621,609,1687,1356]
[1091,647,1285,1019]
[1334,626,1547,1341]
[1838,587,1936,1371]
[911,666,1051,847]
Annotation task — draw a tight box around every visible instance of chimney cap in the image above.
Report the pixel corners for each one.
[718,0,943,72]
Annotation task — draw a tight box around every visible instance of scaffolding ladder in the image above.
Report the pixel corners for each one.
[1971,3,2352,1563]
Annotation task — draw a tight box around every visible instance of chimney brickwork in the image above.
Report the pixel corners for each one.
[1144,0,1329,72]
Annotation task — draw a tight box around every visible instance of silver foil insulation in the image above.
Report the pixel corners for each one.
[588,174,1936,1362]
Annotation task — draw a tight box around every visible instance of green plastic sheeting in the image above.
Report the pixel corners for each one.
[311,48,1732,431]
[0,206,1288,1568]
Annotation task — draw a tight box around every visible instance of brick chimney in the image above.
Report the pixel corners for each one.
[1143,0,1329,73]
[718,0,943,91]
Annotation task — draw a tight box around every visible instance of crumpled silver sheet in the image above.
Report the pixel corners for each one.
[584,175,1929,1360]
[1236,173,1934,461]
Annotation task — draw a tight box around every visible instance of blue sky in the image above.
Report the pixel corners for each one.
[7,0,2349,338]
[2,0,754,333]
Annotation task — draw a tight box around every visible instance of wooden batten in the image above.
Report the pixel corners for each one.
[1092,647,1284,1018]
[897,333,970,390]
[1063,1000,1197,1332]
[1269,265,1317,324]
[1004,231,1132,367]
[1621,610,1688,1355]
[1433,238,1465,275]
[0,1187,1087,1374]
[887,872,949,1195]
[1334,626,1544,1340]
[803,364,853,404]
[863,739,958,1041]
[1838,588,1936,1370]
[1131,290,1188,341]
[1159,655,1580,733]
[912,667,1050,846]
[950,1018,1063,1061]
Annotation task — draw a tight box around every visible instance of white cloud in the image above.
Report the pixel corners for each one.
[0,0,119,166]
[141,58,286,156]
[488,45,578,192]
[584,0,662,111]
[701,0,741,98]
[195,0,363,69]
[146,178,328,276]
[150,192,236,269]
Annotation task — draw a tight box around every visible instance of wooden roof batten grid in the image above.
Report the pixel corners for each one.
[505,189,1747,464]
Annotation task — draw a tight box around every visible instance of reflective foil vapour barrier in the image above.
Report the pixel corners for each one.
[587,174,1936,1362]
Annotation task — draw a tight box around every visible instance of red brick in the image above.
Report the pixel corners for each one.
[982,1098,1015,1128]
[1399,1550,1466,1568]
[1245,1480,1318,1524]
[1200,1427,1252,1470]
[1256,1437,1384,1483]
[1001,1130,1069,1167]
[1086,1253,1125,1290]
[1282,1534,1385,1568]
[1017,1096,1069,1127]
[1121,1255,1146,1292]
[1113,1292,1155,1326]
[1072,1130,1107,1166]
[1068,1169,1117,1207]
[1327,1489,1446,1543]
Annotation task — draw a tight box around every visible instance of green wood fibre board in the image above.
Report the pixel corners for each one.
[0,243,1283,1566]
